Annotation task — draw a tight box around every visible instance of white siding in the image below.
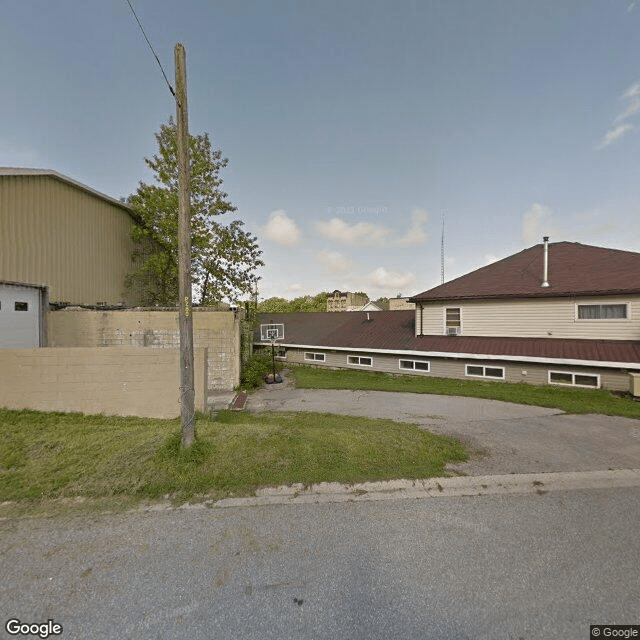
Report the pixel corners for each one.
[416,296,640,340]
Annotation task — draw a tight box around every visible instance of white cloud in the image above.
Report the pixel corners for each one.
[315,217,391,246]
[397,208,429,246]
[569,210,617,240]
[317,250,352,275]
[598,122,634,149]
[522,204,618,247]
[263,210,301,246]
[286,283,304,293]
[598,81,639,148]
[367,267,416,291]
[484,254,499,265]
[522,203,555,245]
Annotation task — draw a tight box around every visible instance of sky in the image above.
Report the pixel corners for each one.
[3,1,640,302]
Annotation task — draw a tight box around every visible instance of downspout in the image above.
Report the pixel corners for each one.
[419,303,423,336]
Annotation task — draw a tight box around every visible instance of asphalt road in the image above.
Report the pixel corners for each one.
[2,388,639,639]
[248,387,640,475]
[1,488,638,640]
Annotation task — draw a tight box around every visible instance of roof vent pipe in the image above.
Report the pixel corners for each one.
[541,236,550,287]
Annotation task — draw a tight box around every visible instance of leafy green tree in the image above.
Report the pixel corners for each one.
[257,292,329,313]
[257,297,291,313]
[126,118,263,305]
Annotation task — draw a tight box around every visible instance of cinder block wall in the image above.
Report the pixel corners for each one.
[0,347,208,418]
[48,308,240,391]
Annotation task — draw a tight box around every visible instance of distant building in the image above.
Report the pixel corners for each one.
[351,301,383,312]
[389,296,415,311]
[327,290,368,312]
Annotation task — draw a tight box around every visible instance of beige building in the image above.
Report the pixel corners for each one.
[327,290,368,312]
[389,296,415,311]
[0,168,140,347]
[257,241,640,394]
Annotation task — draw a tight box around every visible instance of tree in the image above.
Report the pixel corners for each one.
[257,297,291,313]
[257,292,329,313]
[126,118,263,306]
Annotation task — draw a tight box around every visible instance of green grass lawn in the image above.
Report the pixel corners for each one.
[288,365,640,419]
[0,407,467,516]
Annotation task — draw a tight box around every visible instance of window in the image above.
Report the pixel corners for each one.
[275,348,286,360]
[304,352,325,362]
[577,304,627,320]
[399,359,430,372]
[445,307,461,335]
[465,364,505,379]
[348,355,372,367]
[549,371,599,388]
[14,302,28,311]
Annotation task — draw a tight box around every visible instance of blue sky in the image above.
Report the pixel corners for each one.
[3,1,640,301]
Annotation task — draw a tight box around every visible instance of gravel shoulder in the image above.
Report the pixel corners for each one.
[247,384,640,476]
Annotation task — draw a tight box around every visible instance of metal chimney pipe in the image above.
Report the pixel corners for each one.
[541,236,550,287]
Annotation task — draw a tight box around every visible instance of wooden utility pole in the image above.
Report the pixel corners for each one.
[175,42,195,447]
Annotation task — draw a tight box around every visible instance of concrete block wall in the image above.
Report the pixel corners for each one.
[48,308,240,391]
[0,347,208,418]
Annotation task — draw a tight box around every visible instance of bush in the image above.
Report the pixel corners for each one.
[240,351,282,389]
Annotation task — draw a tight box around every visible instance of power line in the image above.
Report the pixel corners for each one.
[123,0,175,98]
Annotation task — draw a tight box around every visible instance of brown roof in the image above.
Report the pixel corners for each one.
[257,310,640,367]
[410,241,640,302]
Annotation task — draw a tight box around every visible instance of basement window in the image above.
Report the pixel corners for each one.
[549,371,599,388]
[304,352,325,362]
[577,303,627,320]
[348,355,373,367]
[465,364,505,380]
[399,359,430,372]
[275,348,286,360]
[14,302,28,311]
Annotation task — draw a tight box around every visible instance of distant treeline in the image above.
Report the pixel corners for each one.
[256,292,389,313]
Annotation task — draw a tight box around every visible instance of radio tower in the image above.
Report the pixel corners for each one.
[440,211,445,284]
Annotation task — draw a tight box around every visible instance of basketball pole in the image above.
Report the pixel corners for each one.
[271,339,276,382]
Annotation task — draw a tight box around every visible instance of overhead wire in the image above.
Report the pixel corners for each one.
[123,0,176,98]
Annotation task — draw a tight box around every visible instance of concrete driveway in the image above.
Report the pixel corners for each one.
[247,385,640,476]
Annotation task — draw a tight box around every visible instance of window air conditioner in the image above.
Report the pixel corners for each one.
[446,327,460,336]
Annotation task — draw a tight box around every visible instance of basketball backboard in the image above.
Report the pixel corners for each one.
[259,323,284,342]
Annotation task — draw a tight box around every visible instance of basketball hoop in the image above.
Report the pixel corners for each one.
[260,323,285,383]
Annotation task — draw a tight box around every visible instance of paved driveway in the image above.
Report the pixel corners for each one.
[247,386,640,475]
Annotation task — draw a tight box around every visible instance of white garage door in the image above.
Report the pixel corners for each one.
[0,283,41,348]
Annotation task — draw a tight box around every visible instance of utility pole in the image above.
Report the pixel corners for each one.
[175,43,195,448]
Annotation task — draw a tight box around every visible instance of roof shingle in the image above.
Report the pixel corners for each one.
[257,310,640,366]
[410,241,640,301]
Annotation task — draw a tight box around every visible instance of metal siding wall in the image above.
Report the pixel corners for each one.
[0,175,138,305]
